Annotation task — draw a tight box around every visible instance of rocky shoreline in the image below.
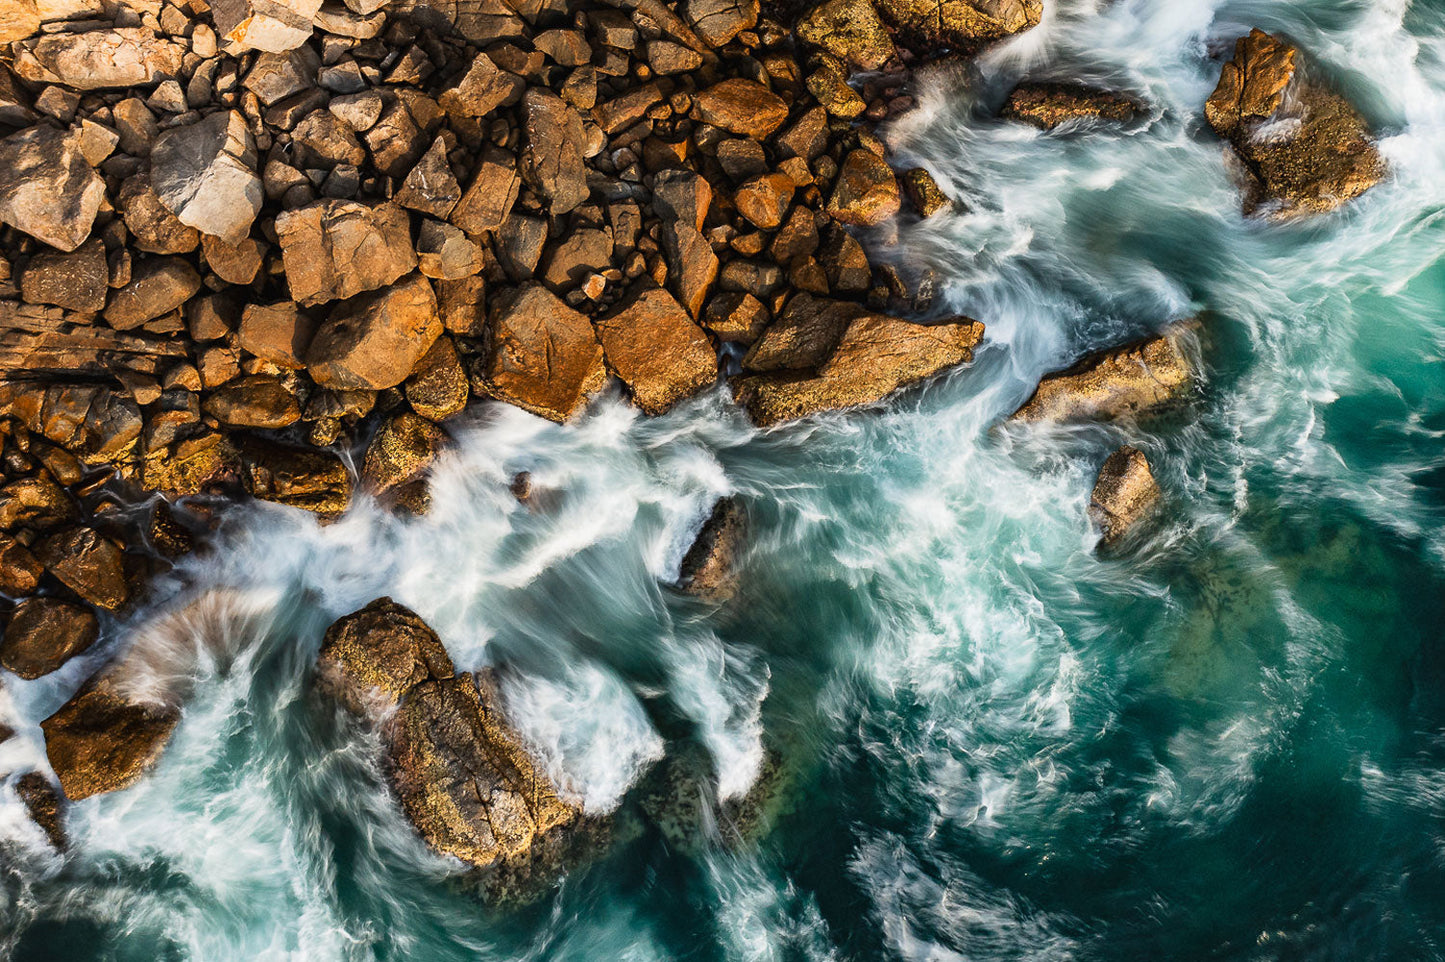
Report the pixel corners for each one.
[0,0,1387,884]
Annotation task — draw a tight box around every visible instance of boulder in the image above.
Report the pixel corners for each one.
[211,0,324,52]
[361,412,446,495]
[404,336,469,421]
[1089,445,1160,546]
[681,0,757,47]
[41,673,180,800]
[0,125,105,251]
[0,382,142,466]
[451,144,521,235]
[35,526,128,610]
[396,137,462,218]
[102,256,202,331]
[10,27,185,90]
[900,168,952,217]
[240,439,352,519]
[474,283,605,422]
[274,199,417,306]
[732,294,985,426]
[0,597,99,679]
[0,475,74,530]
[873,0,1041,50]
[0,1,39,44]
[1010,326,1195,423]
[1204,29,1385,217]
[827,149,900,227]
[520,89,588,216]
[317,599,581,871]
[19,238,108,313]
[119,172,200,254]
[0,536,44,594]
[595,286,719,415]
[306,273,442,390]
[1000,82,1143,130]
[238,301,315,367]
[149,110,263,245]
[677,496,746,601]
[692,79,788,137]
[15,772,65,849]
[202,375,302,428]
[735,173,794,230]
[797,0,896,70]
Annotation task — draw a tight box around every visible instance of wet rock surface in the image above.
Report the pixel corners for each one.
[42,674,181,801]
[677,496,747,600]
[1089,445,1161,546]
[1001,82,1143,130]
[1011,325,1196,424]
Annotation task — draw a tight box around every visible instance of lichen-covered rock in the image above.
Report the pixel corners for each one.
[873,0,1041,51]
[316,597,453,716]
[274,199,417,306]
[1010,326,1196,423]
[827,149,900,227]
[240,439,353,519]
[150,110,263,245]
[41,673,180,800]
[10,27,185,90]
[900,168,952,218]
[404,336,469,421]
[1205,29,1385,217]
[0,125,105,251]
[1000,82,1143,130]
[797,0,896,70]
[360,411,446,495]
[1089,445,1161,546]
[0,597,99,680]
[595,286,718,415]
[474,283,605,422]
[676,496,746,601]
[306,273,441,391]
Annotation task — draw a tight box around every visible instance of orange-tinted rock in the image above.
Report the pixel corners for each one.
[476,283,605,422]
[596,286,719,415]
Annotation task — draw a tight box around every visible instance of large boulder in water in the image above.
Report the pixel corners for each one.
[1205,29,1385,218]
[1089,445,1161,546]
[676,496,747,601]
[1000,83,1144,130]
[731,293,984,426]
[1010,325,1195,424]
[317,599,583,875]
[41,673,180,800]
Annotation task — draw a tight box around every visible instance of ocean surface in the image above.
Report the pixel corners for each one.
[5,0,1445,958]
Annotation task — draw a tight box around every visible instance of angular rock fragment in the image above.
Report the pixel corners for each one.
[0,382,142,466]
[119,172,200,254]
[797,0,896,70]
[201,234,266,285]
[42,673,180,800]
[361,411,446,495]
[692,79,788,137]
[451,143,521,235]
[1089,445,1161,546]
[11,28,185,90]
[416,219,483,280]
[1010,326,1196,423]
[437,51,511,117]
[274,199,417,306]
[150,110,264,245]
[1000,82,1143,130]
[0,597,99,680]
[827,149,900,226]
[681,0,758,48]
[873,0,1041,50]
[20,238,108,313]
[240,439,352,519]
[0,125,105,251]
[677,496,746,601]
[103,257,202,331]
[239,301,315,367]
[36,526,128,610]
[520,88,589,215]
[735,173,794,230]
[1205,29,1385,217]
[901,168,952,217]
[15,772,65,850]
[404,336,469,421]
[202,375,302,428]
[306,273,442,390]
[596,286,718,415]
[291,107,366,168]
[396,137,462,218]
[475,283,605,422]
[212,0,324,53]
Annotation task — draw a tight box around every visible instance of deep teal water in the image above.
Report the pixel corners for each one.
[5,1,1445,959]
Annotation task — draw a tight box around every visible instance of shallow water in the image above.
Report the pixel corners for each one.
[6,0,1445,959]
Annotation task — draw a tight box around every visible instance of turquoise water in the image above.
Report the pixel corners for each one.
[5,0,1445,958]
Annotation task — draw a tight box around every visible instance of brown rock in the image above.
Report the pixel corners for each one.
[703,291,769,344]
[1011,326,1196,423]
[437,52,511,117]
[593,82,664,134]
[806,61,867,119]
[541,227,613,293]
[1205,29,1386,217]
[404,336,469,421]
[240,439,352,519]
[274,199,417,306]
[202,375,302,428]
[451,144,521,235]
[238,301,315,367]
[16,772,65,849]
[1,597,99,680]
[416,219,484,281]
[0,0,39,45]
[0,535,44,594]
[201,234,266,285]
[692,79,788,138]
[677,496,746,601]
[315,597,453,716]
[119,172,200,255]
[0,382,142,466]
[0,125,105,251]
[396,137,462,218]
[361,411,446,495]
[827,149,900,227]
[0,475,75,530]
[660,220,718,319]
[35,526,128,610]
[292,108,366,168]
[1001,82,1143,130]
[10,27,185,90]
[149,110,263,244]
[873,0,1041,50]
[20,238,108,313]
[1089,445,1161,546]
[211,0,321,53]
[42,673,180,800]
[797,0,896,70]
[307,273,442,391]
[901,168,952,217]
[475,283,605,422]
[735,173,794,230]
[652,169,713,231]
[647,40,703,75]
[520,88,588,215]
[103,257,202,331]
[596,286,719,415]
[681,0,758,48]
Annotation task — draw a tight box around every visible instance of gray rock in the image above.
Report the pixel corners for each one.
[150,110,263,244]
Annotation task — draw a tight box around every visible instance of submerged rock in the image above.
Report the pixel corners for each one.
[676,496,747,601]
[15,772,66,849]
[317,599,583,876]
[41,673,180,800]
[1205,29,1385,218]
[1000,82,1144,130]
[1010,325,1195,424]
[1089,445,1161,546]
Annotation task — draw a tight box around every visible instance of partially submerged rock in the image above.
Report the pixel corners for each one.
[15,772,66,849]
[473,283,605,422]
[317,599,582,875]
[1001,82,1143,130]
[676,496,746,601]
[595,286,718,415]
[360,411,446,496]
[1010,325,1195,424]
[1205,29,1386,217]
[41,673,180,800]
[0,597,99,679]
[1089,445,1161,546]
